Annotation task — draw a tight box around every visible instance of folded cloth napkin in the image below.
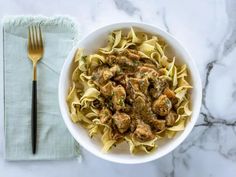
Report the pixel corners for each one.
[3,16,80,160]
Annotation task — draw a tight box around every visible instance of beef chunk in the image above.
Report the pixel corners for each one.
[123,49,141,60]
[149,78,168,99]
[137,66,159,79]
[128,77,149,94]
[92,67,112,85]
[152,95,172,116]
[165,111,178,127]
[112,112,131,133]
[99,107,112,124]
[163,87,178,105]
[106,55,134,67]
[133,96,166,131]
[133,121,155,142]
[110,64,121,75]
[100,81,115,96]
[112,85,126,111]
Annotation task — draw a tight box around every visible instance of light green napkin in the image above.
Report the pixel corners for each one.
[3,16,80,160]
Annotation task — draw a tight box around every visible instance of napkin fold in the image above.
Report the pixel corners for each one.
[3,16,80,160]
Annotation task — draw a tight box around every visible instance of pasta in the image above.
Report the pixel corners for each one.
[67,28,192,154]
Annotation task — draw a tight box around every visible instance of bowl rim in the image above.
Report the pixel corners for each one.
[58,21,202,164]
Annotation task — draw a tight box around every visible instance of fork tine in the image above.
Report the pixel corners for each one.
[28,27,33,51]
[31,26,36,50]
[39,26,43,50]
[34,26,38,50]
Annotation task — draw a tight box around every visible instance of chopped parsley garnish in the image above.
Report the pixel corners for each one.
[133,60,139,66]
[118,98,125,106]
[104,111,109,116]
[111,91,115,97]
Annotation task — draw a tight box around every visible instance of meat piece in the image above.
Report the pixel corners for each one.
[163,87,175,99]
[149,78,168,99]
[110,64,121,75]
[163,87,178,105]
[152,95,172,116]
[165,111,178,127]
[128,78,149,94]
[100,81,115,96]
[139,78,149,94]
[141,62,160,72]
[133,121,155,142]
[133,95,146,109]
[112,85,126,111]
[128,78,140,91]
[123,49,141,60]
[114,74,126,86]
[117,56,134,66]
[112,112,131,133]
[92,67,113,85]
[125,78,148,102]
[102,68,113,81]
[133,96,149,114]
[99,107,112,124]
[114,73,136,90]
[152,119,166,131]
[137,66,159,79]
[130,117,138,132]
[106,55,134,67]
[141,109,166,131]
[92,64,121,86]
[133,96,166,131]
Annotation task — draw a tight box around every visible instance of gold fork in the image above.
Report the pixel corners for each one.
[28,25,44,154]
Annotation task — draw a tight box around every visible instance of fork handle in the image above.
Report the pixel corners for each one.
[31,80,37,154]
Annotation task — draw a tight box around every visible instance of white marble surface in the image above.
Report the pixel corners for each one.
[1,0,236,176]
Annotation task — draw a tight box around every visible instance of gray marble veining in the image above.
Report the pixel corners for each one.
[114,0,139,16]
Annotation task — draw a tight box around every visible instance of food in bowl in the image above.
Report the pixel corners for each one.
[67,28,192,154]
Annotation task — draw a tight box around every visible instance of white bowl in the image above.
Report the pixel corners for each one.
[58,22,202,164]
